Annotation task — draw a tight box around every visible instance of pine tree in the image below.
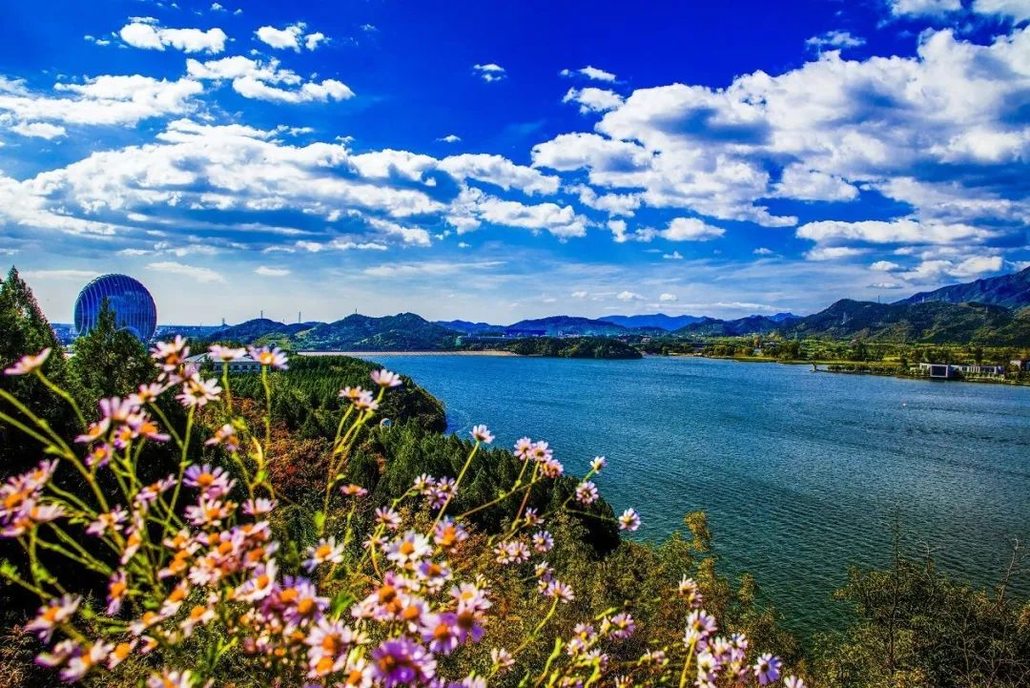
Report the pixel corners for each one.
[69,298,153,401]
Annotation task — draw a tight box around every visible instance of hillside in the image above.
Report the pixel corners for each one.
[491,336,642,359]
[505,315,631,336]
[895,266,1030,308]
[210,318,320,341]
[675,314,800,337]
[599,313,705,331]
[786,300,1030,345]
[294,313,461,351]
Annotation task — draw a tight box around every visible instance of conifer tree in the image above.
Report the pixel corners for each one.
[69,298,153,401]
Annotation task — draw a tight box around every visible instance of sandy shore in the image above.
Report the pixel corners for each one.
[297,350,518,357]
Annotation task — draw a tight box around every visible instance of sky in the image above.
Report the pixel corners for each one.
[0,0,1028,325]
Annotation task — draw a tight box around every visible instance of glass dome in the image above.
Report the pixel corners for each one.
[74,274,157,342]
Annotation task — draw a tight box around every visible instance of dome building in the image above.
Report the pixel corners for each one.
[74,274,157,342]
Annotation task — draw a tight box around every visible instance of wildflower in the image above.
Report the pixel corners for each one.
[248,345,288,370]
[607,612,635,639]
[421,612,461,654]
[428,477,455,509]
[151,336,189,371]
[106,570,129,615]
[36,639,78,668]
[61,641,113,682]
[180,603,216,637]
[416,559,452,591]
[184,463,235,498]
[205,424,240,452]
[371,637,437,687]
[530,441,553,463]
[544,579,575,603]
[522,507,542,526]
[146,669,195,688]
[25,595,81,642]
[236,560,278,601]
[412,473,436,494]
[243,497,277,515]
[514,436,534,460]
[784,677,807,688]
[575,480,599,505]
[470,424,494,444]
[304,537,344,572]
[490,647,514,673]
[532,530,554,553]
[306,618,355,677]
[135,475,176,509]
[451,582,492,614]
[540,456,564,478]
[684,609,717,646]
[433,517,468,550]
[4,347,51,375]
[371,368,403,388]
[208,344,246,362]
[754,654,782,686]
[340,657,374,687]
[185,496,235,528]
[353,392,379,412]
[679,576,703,608]
[106,641,136,669]
[618,508,641,531]
[375,506,401,531]
[177,374,222,408]
[590,455,607,472]
[339,386,368,401]
[494,539,530,564]
[340,483,369,498]
[132,382,165,404]
[385,530,433,568]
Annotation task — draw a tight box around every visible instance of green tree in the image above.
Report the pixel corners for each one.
[69,298,153,401]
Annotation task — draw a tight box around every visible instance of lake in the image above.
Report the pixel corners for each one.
[351,353,1030,634]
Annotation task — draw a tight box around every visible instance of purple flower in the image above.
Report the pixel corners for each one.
[754,653,782,685]
[371,638,436,687]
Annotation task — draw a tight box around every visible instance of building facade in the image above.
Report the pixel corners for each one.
[74,274,158,342]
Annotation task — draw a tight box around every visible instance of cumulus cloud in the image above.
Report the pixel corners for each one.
[255,24,326,52]
[562,87,624,114]
[663,250,684,260]
[659,292,678,302]
[889,0,962,17]
[804,246,869,261]
[870,260,901,271]
[638,217,725,242]
[437,134,461,143]
[972,0,1030,21]
[120,19,227,54]
[797,219,996,246]
[472,63,506,82]
[616,290,643,301]
[147,261,225,283]
[0,74,202,126]
[438,154,560,195]
[186,56,353,103]
[9,121,66,139]
[806,30,865,51]
[560,66,617,82]
[255,265,290,277]
[753,247,774,255]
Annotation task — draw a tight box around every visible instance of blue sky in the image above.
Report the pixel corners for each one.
[0,0,1027,325]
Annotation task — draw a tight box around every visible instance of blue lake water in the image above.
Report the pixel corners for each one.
[356,354,1030,634]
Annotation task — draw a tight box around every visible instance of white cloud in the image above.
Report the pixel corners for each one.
[9,121,66,139]
[438,154,560,195]
[972,0,1030,21]
[870,281,905,289]
[571,290,589,299]
[0,74,202,126]
[616,290,643,301]
[255,265,290,277]
[870,260,901,271]
[256,24,302,51]
[572,185,640,217]
[775,166,859,202]
[639,217,725,242]
[562,87,624,114]
[659,292,678,302]
[806,30,865,51]
[902,254,1004,281]
[437,134,461,143]
[304,32,327,51]
[363,260,503,278]
[889,0,962,16]
[120,20,227,54]
[21,269,99,281]
[560,66,617,82]
[797,219,996,245]
[753,247,774,255]
[446,186,589,238]
[805,246,868,261]
[473,63,506,82]
[186,56,354,103]
[663,251,684,260]
[147,261,225,283]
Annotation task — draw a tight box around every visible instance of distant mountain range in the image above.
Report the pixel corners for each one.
[895,266,1030,308]
[105,266,1029,350]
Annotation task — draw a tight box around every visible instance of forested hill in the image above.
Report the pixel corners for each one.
[209,313,462,351]
[785,299,1030,345]
[895,266,1030,308]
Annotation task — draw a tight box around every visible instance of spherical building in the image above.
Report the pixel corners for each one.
[74,274,157,342]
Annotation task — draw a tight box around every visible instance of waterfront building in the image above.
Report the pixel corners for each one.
[74,274,157,342]
[185,353,262,373]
